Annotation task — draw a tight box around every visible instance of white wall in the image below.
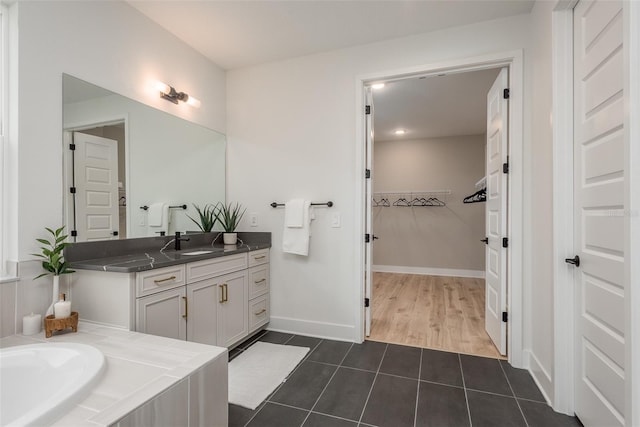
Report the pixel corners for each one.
[227,14,532,341]
[526,0,555,403]
[6,1,226,333]
[372,135,486,273]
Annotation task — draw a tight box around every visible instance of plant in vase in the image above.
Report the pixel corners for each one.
[214,202,246,245]
[32,226,75,317]
[186,203,218,232]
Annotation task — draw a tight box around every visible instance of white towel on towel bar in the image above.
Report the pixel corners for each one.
[148,203,170,236]
[283,200,312,256]
[284,199,305,227]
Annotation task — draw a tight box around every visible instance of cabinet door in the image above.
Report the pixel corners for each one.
[136,287,187,341]
[186,279,218,346]
[217,270,248,347]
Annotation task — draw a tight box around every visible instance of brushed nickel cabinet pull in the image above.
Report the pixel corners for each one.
[154,275,176,284]
[254,308,267,315]
[254,278,266,284]
[182,296,188,319]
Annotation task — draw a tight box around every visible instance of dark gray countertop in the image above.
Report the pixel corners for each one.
[66,232,271,273]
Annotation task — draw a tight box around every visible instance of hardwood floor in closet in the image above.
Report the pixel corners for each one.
[368,272,504,359]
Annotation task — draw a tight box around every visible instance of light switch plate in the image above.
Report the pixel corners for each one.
[331,212,341,228]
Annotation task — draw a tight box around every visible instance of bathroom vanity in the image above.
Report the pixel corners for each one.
[66,232,271,349]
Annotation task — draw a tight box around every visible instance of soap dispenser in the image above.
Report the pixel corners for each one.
[54,293,71,319]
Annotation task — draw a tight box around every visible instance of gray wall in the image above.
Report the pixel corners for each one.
[372,135,486,272]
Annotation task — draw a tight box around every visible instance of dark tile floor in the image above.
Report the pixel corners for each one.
[229,331,581,427]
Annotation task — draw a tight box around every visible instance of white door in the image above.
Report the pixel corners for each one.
[484,68,509,356]
[573,1,625,425]
[186,279,218,345]
[73,132,119,241]
[136,287,187,341]
[364,87,374,336]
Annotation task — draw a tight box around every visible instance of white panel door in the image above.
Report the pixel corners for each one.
[74,132,119,241]
[573,1,626,426]
[217,270,248,347]
[186,279,218,346]
[136,287,187,341]
[484,68,508,356]
[364,87,374,337]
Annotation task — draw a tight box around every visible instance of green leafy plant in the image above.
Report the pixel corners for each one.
[32,226,75,279]
[186,203,218,232]
[214,202,246,233]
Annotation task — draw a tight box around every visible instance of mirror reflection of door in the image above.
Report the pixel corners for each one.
[70,126,126,242]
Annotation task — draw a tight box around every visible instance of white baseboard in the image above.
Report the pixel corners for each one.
[372,265,485,279]
[524,349,553,406]
[267,316,356,343]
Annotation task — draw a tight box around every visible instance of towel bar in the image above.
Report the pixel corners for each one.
[140,204,187,210]
[270,201,333,208]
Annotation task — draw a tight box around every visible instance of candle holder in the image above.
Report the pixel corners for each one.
[44,311,79,338]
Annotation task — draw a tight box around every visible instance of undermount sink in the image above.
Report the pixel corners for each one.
[181,250,216,256]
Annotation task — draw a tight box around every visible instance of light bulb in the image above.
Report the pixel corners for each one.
[156,81,171,94]
[394,129,406,135]
[371,83,385,90]
[186,95,201,108]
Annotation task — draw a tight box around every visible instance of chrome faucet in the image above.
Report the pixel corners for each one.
[174,231,190,251]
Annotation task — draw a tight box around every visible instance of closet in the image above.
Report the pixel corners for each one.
[368,68,503,358]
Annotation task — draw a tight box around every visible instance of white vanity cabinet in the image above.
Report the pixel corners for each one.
[71,249,269,348]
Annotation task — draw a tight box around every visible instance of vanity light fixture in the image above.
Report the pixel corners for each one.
[394,129,406,135]
[157,81,201,108]
[371,83,385,90]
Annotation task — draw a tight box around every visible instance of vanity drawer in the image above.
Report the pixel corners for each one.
[187,253,248,283]
[248,294,269,333]
[248,249,269,267]
[136,265,186,298]
[248,264,270,299]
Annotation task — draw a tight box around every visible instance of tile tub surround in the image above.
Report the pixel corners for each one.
[229,331,581,427]
[0,322,228,426]
[65,232,271,272]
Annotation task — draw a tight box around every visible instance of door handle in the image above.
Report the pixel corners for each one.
[372,235,379,240]
[223,284,228,302]
[219,284,225,303]
[182,296,188,319]
[481,238,489,244]
[565,255,580,267]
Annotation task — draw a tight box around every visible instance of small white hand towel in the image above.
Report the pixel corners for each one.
[284,199,305,228]
[148,203,165,226]
[283,200,312,256]
[148,203,170,236]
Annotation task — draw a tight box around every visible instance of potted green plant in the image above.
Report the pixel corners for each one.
[214,202,246,245]
[32,226,75,316]
[186,203,218,232]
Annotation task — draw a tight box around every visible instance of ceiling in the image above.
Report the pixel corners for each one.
[128,0,535,70]
[372,68,501,141]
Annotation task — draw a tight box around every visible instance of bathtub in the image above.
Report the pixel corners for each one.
[0,342,105,426]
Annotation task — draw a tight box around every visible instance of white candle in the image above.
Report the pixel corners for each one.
[23,313,41,336]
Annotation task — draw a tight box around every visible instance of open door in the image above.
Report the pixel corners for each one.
[73,132,120,242]
[484,68,509,355]
[364,87,374,337]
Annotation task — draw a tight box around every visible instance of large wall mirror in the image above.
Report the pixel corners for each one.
[63,74,226,242]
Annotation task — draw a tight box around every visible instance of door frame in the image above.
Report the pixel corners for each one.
[354,50,525,368]
[552,0,640,421]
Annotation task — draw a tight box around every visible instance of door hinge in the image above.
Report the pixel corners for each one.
[502,237,509,248]
[503,88,510,99]
[502,311,508,322]
[365,233,370,243]
[71,230,78,237]
[365,105,371,115]
[365,298,370,308]
[69,143,76,151]
[503,161,509,174]
[365,169,371,179]
[69,187,76,194]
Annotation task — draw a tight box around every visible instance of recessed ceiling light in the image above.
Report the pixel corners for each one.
[371,83,385,90]
[394,129,406,135]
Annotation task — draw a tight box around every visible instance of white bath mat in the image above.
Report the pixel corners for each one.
[229,341,309,410]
